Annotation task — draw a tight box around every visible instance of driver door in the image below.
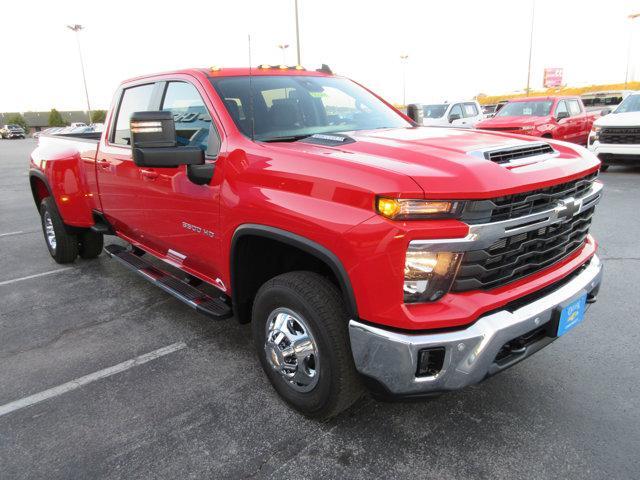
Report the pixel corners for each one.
[138,79,225,283]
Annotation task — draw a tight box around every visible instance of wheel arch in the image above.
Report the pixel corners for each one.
[29,170,53,208]
[230,224,358,324]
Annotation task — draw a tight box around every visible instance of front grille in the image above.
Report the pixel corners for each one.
[484,143,554,164]
[600,127,640,144]
[452,207,594,292]
[461,172,598,224]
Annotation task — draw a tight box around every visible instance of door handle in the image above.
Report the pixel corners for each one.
[97,159,110,169]
[140,169,159,180]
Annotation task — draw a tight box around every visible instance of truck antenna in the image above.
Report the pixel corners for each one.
[248,34,255,142]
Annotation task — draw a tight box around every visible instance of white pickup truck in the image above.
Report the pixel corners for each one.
[419,100,484,128]
[588,92,640,171]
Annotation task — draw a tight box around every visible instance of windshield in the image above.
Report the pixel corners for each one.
[496,101,553,117]
[209,75,411,141]
[423,104,448,118]
[8,125,21,130]
[614,94,640,113]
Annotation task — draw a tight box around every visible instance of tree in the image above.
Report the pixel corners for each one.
[90,110,107,124]
[48,109,68,127]
[6,113,28,132]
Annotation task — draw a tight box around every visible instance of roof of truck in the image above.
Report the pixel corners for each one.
[123,66,334,84]
[509,96,577,102]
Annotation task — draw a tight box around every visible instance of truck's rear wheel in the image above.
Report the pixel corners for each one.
[252,271,363,419]
[39,197,78,263]
[78,230,104,259]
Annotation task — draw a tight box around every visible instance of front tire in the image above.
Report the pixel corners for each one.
[39,197,78,263]
[252,271,364,419]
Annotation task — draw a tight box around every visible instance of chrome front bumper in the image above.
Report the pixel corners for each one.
[349,255,603,396]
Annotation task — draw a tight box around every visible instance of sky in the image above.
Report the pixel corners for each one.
[1,0,639,112]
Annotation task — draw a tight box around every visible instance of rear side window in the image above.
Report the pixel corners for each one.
[567,99,582,116]
[161,82,213,152]
[112,84,155,145]
[463,103,479,117]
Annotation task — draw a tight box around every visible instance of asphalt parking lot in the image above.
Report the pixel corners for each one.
[1,138,639,480]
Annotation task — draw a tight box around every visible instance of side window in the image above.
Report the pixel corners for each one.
[462,103,479,117]
[555,100,569,117]
[567,99,582,116]
[112,84,155,145]
[449,104,463,119]
[162,82,214,152]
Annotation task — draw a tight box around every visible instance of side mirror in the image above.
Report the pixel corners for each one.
[406,103,424,124]
[448,113,461,123]
[600,108,611,116]
[130,111,204,168]
[556,111,570,121]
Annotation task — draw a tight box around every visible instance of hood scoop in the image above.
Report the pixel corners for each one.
[478,142,556,165]
[302,133,356,147]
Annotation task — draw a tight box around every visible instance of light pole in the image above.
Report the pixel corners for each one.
[66,24,92,124]
[277,43,290,65]
[525,0,536,95]
[625,13,640,89]
[294,0,301,65]
[400,54,409,106]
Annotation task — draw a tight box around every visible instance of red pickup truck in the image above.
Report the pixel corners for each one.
[475,96,600,145]
[29,66,604,418]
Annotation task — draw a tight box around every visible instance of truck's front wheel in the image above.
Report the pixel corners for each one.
[39,197,78,263]
[252,271,363,419]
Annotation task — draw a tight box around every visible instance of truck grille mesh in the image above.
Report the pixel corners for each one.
[452,207,594,292]
[462,172,598,224]
[599,127,640,145]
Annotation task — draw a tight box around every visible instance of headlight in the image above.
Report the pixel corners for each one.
[404,244,462,303]
[589,126,602,144]
[376,198,463,220]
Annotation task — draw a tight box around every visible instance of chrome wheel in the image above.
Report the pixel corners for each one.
[264,308,320,393]
[44,211,56,251]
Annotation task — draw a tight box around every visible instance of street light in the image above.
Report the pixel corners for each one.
[66,24,92,124]
[625,13,640,89]
[525,0,536,95]
[277,43,290,65]
[294,0,301,65]
[400,54,409,106]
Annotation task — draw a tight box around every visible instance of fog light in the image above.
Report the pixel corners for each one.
[417,347,446,377]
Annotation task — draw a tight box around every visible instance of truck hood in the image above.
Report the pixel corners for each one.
[594,111,640,127]
[267,127,600,199]
[475,116,548,129]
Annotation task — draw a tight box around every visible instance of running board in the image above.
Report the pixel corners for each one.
[104,244,232,320]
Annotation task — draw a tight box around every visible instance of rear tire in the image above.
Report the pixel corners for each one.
[252,271,364,419]
[39,197,78,263]
[78,230,104,259]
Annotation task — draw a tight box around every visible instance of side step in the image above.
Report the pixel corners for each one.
[104,244,232,320]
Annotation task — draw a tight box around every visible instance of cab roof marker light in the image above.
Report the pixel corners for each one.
[210,66,222,72]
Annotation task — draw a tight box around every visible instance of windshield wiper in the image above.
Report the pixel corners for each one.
[260,134,314,143]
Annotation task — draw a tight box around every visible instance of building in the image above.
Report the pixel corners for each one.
[0,111,92,135]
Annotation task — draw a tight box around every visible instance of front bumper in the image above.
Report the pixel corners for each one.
[589,142,640,162]
[349,254,603,396]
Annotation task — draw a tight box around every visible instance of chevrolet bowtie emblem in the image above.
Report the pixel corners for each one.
[556,197,582,220]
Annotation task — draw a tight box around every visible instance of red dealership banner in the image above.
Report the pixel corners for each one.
[543,68,563,88]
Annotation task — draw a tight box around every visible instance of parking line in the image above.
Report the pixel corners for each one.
[0,231,24,238]
[0,268,73,286]
[0,342,187,418]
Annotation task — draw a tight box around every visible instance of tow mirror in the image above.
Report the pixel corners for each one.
[600,108,611,116]
[130,111,204,168]
[556,111,570,121]
[406,103,424,124]
[448,113,461,123]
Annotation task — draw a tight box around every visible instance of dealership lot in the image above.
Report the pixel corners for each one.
[1,139,639,479]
